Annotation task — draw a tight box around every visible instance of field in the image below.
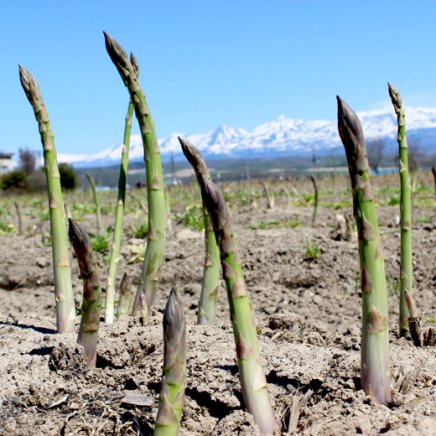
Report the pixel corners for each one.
[0,172,435,435]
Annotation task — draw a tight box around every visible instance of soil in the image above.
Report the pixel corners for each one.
[0,182,435,435]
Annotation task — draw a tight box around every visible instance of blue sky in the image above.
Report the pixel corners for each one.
[1,0,436,155]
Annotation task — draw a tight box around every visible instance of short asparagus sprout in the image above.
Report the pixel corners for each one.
[13,201,23,236]
[116,273,133,321]
[85,172,102,236]
[105,53,138,324]
[310,175,318,228]
[179,137,220,325]
[404,290,421,347]
[104,32,166,321]
[68,219,102,368]
[180,140,276,434]
[388,82,413,339]
[337,96,392,404]
[261,180,275,209]
[154,289,186,436]
[19,65,75,334]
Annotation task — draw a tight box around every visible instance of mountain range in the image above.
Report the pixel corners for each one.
[59,106,436,167]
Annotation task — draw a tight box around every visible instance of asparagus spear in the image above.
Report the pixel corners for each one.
[310,175,318,228]
[116,273,133,321]
[104,32,166,321]
[178,137,220,325]
[19,66,75,334]
[154,289,186,436]
[432,167,436,198]
[388,83,414,339]
[180,141,276,434]
[105,53,138,324]
[85,172,102,236]
[68,219,102,368]
[337,96,392,404]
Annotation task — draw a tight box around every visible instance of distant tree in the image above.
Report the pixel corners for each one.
[58,163,77,190]
[0,170,27,190]
[366,139,385,174]
[18,148,36,175]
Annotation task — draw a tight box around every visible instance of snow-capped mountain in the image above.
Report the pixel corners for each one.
[58,106,436,167]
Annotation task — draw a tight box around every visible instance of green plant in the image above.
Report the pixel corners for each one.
[130,219,149,239]
[154,289,186,435]
[305,239,320,260]
[86,172,102,235]
[68,219,102,368]
[0,221,14,236]
[182,143,276,434]
[19,65,75,334]
[338,96,391,405]
[91,228,112,254]
[179,137,220,325]
[389,82,414,339]
[182,203,204,230]
[117,273,133,321]
[105,53,138,324]
[310,175,319,227]
[105,33,167,322]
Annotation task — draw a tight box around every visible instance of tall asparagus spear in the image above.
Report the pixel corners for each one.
[105,53,139,324]
[19,66,75,334]
[154,289,186,436]
[178,137,220,325]
[180,141,276,434]
[68,219,102,368]
[85,172,102,236]
[337,96,392,404]
[388,83,413,338]
[104,32,166,321]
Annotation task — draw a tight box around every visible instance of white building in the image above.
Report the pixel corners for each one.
[0,153,14,174]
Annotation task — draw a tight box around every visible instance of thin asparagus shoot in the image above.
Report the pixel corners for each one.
[179,137,220,325]
[388,82,414,339]
[337,96,392,404]
[85,172,102,236]
[105,53,138,324]
[19,65,75,334]
[13,201,23,236]
[310,175,319,227]
[180,140,276,434]
[68,219,102,368]
[432,167,436,199]
[154,289,186,436]
[117,273,133,321]
[104,32,166,320]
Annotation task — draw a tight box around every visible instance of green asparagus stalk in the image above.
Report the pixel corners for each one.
[310,175,318,227]
[404,290,421,347]
[105,53,138,324]
[13,201,23,236]
[388,83,414,338]
[104,32,166,320]
[180,141,276,434]
[154,288,186,436]
[85,172,102,236]
[68,219,102,368]
[260,180,275,209]
[116,272,133,321]
[337,96,392,404]
[19,65,75,334]
[179,137,220,325]
[432,167,436,198]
